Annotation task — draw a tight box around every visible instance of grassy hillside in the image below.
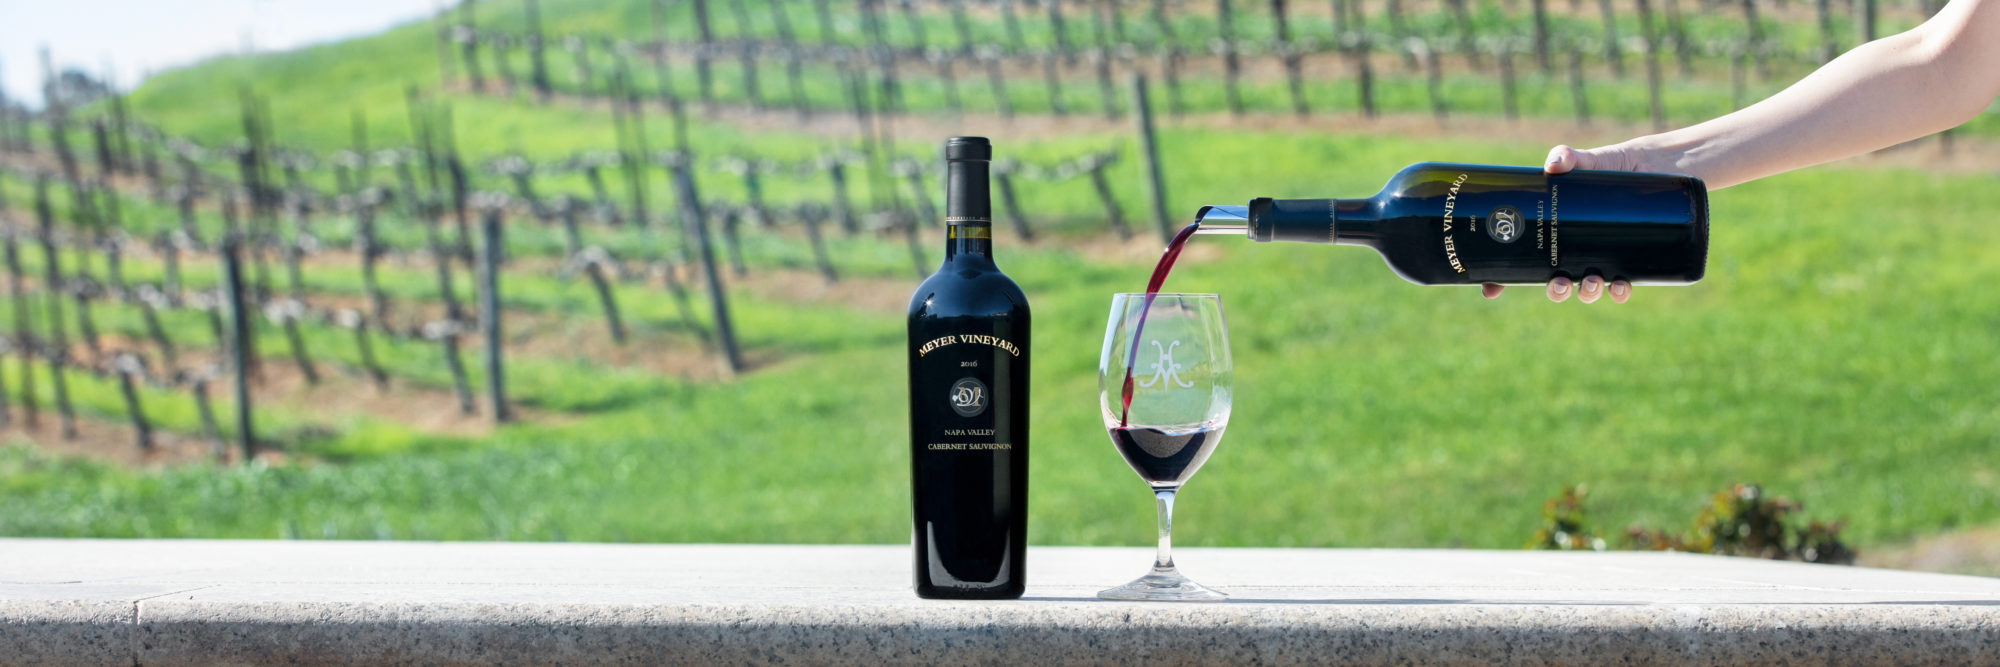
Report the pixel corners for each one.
[3,0,1995,551]
[6,132,1998,548]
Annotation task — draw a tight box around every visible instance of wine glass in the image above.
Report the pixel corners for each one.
[1097,293,1232,602]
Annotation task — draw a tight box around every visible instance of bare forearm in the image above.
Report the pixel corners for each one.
[1616,0,2000,188]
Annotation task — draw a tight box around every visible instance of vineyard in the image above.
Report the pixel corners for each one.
[435,0,1962,128]
[0,84,1154,465]
[2,0,1998,555]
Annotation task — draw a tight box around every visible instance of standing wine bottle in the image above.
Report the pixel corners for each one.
[1194,162,1708,285]
[907,137,1029,599]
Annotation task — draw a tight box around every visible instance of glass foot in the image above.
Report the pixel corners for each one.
[1097,566,1227,602]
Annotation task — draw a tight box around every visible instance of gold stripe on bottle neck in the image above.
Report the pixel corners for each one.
[948,224,993,239]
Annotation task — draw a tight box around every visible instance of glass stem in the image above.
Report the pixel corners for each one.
[1153,488,1177,570]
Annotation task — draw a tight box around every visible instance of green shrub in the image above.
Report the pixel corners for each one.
[1527,484,1605,551]
[1534,483,1857,565]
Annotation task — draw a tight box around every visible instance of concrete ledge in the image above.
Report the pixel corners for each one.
[3,539,1997,665]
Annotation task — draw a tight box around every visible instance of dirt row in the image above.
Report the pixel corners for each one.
[0,350,510,469]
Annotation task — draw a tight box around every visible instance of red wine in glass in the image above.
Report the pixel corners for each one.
[1108,423,1225,487]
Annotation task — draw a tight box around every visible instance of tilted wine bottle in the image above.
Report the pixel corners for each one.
[907,137,1029,599]
[1194,162,1708,285]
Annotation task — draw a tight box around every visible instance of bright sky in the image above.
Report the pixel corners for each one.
[0,0,444,108]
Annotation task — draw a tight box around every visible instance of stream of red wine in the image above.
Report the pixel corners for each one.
[1118,221,1202,427]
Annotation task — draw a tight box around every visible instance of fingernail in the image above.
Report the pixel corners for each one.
[1611,283,1629,299]
[1551,281,1570,296]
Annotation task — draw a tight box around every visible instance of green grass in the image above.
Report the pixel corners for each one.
[2,0,1995,550]
[5,130,1999,549]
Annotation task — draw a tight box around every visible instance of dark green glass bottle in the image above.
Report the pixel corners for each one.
[906,137,1029,599]
[1196,162,1708,285]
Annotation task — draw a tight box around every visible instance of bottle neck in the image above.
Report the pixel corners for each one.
[1225,197,1379,246]
[1330,198,1381,247]
[945,222,994,260]
[944,157,993,262]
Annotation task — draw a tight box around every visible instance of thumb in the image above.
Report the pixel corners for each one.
[1545,144,1612,175]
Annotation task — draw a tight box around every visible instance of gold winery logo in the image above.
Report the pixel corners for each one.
[916,334,1022,357]
[949,377,989,417]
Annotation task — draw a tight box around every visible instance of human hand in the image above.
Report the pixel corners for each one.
[1481,144,1636,304]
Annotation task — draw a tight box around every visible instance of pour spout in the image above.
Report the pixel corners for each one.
[1191,205,1250,235]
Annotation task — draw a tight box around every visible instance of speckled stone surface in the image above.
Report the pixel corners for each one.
[2,540,1997,665]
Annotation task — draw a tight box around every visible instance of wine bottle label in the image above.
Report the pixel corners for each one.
[915,333,1018,452]
[1433,173,1569,276]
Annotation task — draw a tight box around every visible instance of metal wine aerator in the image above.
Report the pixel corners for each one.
[1192,205,1250,235]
